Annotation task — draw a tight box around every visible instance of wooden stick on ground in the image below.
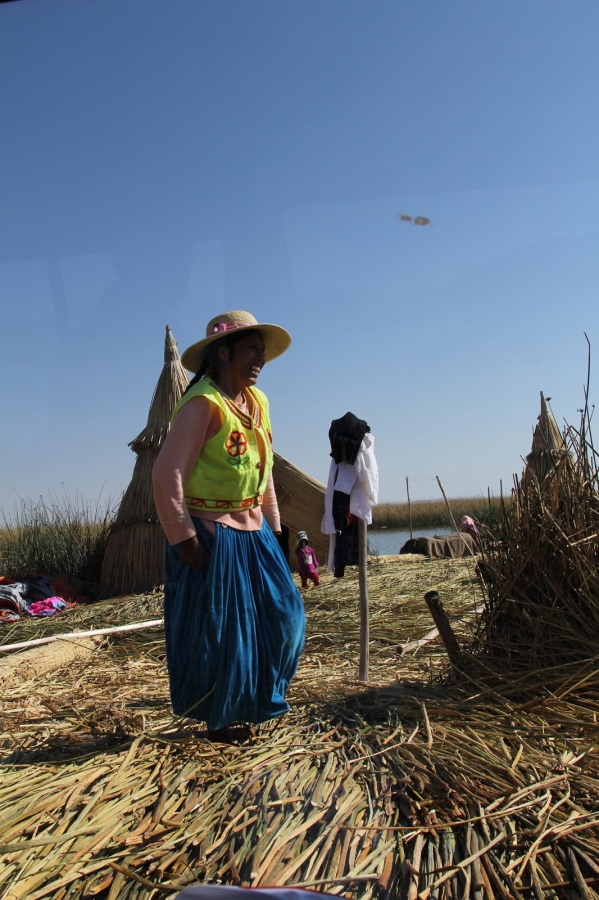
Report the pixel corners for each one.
[400,603,485,656]
[424,591,461,664]
[0,619,164,653]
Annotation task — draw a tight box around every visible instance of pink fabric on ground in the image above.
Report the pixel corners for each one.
[28,597,67,616]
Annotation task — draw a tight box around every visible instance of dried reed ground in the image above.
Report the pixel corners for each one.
[1,556,598,899]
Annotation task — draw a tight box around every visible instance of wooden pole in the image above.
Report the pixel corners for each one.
[406,476,413,539]
[0,619,164,654]
[436,475,459,531]
[400,602,485,655]
[358,517,369,681]
[423,590,461,664]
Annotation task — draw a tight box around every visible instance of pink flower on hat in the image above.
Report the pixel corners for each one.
[212,321,252,334]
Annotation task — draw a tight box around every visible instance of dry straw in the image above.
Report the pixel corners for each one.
[100,326,190,594]
[2,555,599,898]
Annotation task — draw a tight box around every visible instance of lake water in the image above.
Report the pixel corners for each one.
[368,527,451,556]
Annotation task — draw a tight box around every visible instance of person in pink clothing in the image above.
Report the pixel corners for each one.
[294,531,320,589]
[460,515,480,548]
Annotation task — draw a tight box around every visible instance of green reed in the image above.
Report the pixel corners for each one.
[371,495,508,530]
[0,492,117,581]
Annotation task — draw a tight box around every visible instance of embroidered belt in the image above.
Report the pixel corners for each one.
[185,494,264,511]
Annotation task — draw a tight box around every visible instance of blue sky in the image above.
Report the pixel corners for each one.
[1,0,598,513]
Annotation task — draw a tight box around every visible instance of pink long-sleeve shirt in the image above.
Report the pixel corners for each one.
[153,394,281,546]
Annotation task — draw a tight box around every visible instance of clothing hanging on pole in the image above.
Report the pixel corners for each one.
[322,420,379,577]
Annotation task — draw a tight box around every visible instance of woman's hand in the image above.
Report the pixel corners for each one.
[178,535,210,570]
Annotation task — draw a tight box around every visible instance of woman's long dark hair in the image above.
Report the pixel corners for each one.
[182,328,262,396]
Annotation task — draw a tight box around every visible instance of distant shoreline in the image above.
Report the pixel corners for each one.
[372,495,508,530]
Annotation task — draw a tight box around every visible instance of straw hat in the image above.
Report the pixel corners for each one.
[181,310,292,374]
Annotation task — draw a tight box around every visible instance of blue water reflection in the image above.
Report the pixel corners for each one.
[368,528,451,556]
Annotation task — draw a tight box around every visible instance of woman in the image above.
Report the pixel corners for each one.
[460,515,480,548]
[153,310,305,741]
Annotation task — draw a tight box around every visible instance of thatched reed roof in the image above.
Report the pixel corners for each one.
[100,326,190,593]
[273,452,328,567]
[521,391,567,488]
[129,326,191,452]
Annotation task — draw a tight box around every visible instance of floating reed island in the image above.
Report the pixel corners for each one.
[1,554,599,899]
[1,395,599,899]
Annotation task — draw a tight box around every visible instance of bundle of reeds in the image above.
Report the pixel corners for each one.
[100,327,189,594]
[477,393,599,672]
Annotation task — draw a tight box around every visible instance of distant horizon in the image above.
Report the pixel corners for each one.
[0,474,530,520]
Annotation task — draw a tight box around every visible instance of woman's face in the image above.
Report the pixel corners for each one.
[221,332,266,388]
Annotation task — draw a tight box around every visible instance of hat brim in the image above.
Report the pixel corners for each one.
[181,323,292,374]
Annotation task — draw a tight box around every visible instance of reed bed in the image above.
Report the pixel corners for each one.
[2,556,598,899]
[373,497,507,531]
[0,493,116,582]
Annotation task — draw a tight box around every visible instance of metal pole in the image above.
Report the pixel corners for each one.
[406,476,413,540]
[358,517,369,681]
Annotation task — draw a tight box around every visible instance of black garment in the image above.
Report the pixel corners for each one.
[276,525,291,567]
[328,412,370,465]
[332,490,359,578]
[332,489,349,533]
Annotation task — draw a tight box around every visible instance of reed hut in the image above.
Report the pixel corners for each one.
[273,452,328,569]
[521,391,567,488]
[100,326,190,593]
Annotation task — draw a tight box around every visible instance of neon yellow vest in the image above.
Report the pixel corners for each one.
[171,378,273,513]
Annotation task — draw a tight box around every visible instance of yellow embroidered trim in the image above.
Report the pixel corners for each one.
[186,494,264,511]
[210,381,253,430]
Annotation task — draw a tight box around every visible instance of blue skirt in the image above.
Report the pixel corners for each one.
[164,518,306,730]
